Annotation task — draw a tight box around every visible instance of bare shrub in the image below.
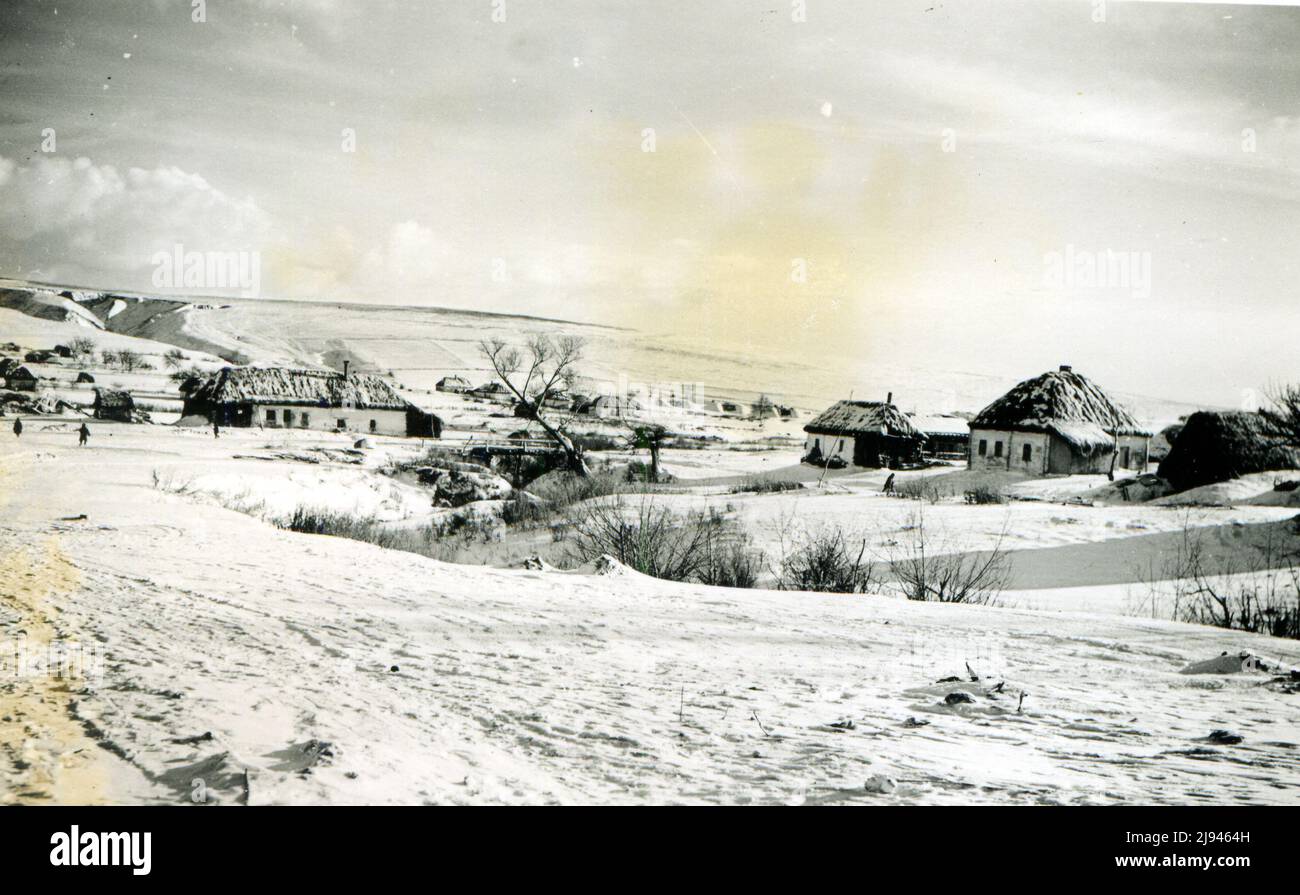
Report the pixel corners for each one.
[774,525,876,593]
[697,530,765,589]
[566,495,743,583]
[730,477,803,495]
[886,505,1010,605]
[963,483,1007,505]
[1133,514,1299,638]
[893,477,950,504]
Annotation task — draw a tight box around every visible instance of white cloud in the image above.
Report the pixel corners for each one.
[0,154,271,277]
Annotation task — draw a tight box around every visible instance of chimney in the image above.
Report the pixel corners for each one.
[343,360,350,378]
[1059,365,1072,373]
[886,391,893,405]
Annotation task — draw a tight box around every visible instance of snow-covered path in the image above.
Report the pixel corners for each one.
[1,431,1297,805]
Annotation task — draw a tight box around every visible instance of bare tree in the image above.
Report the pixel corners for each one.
[480,335,590,477]
[1260,383,1300,447]
[627,423,669,483]
[68,336,97,365]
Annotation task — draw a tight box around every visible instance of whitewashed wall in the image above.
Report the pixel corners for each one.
[804,432,854,464]
[968,428,1049,473]
[255,404,408,436]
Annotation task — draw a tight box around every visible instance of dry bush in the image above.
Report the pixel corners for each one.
[885,505,1010,605]
[730,477,803,495]
[566,495,754,585]
[1133,515,1300,638]
[893,477,950,504]
[774,525,877,593]
[963,483,1007,505]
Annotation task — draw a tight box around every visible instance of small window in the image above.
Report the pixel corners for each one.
[265,409,276,424]
[337,419,347,429]
[978,439,987,457]
[300,413,310,428]
[1022,443,1032,463]
[283,409,293,424]
[994,441,1003,458]
[369,419,377,433]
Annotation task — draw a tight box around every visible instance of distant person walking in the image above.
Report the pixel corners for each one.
[213,418,220,439]
[882,472,896,494]
[78,422,90,447]
[12,418,21,439]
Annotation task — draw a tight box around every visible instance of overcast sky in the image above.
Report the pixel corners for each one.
[1,0,1298,403]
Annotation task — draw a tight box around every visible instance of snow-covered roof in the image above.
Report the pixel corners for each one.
[908,414,970,438]
[972,367,1150,443]
[804,400,924,439]
[189,366,408,410]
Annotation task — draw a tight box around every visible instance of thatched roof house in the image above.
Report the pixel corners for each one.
[183,366,441,437]
[1157,411,1300,492]
[436,375,471,393]
[803,400,926,468]
[93,388,135,422]
[970,366,1151,474]
[5,365,38,391]
[468,381,509,400]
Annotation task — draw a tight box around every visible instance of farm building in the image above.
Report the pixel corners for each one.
[5,365,38,391]
[24,350,55,363]
[581,394,642,418]
[909,414,970,460]
[93,388,136,422]
[467,381,510,401]
[182,366,442,437]
[76,371,95,384]
[969,366,1150,475]
[1157,410,1299,492]
[803,400,926,469]
[706,399,750,416]
[436,375,472,393]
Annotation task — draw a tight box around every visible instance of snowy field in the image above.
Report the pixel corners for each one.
[1,423,1297,805]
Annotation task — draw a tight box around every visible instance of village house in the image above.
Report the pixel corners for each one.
[706,399,750,416]
[969,365,1150,475]
[182,366,442,437]
[5,365,38,391]
[93,388,136,422]
[802,397,927,468]
[467,381,510,401]
[580,394,642,419]
[436,375,472,393]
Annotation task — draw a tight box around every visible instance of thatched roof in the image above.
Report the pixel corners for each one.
[7,365,36,381]
[804,401,925,440]
[1158,410,1300,492]
[971,367,1150,450]
[188,366,408,410]
[94,388,134,409]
